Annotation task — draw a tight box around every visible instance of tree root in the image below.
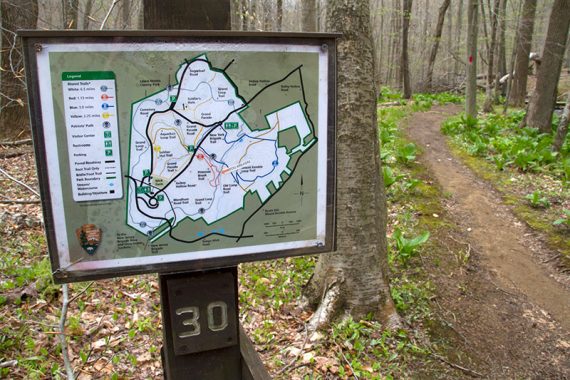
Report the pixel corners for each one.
[306,280,341,332]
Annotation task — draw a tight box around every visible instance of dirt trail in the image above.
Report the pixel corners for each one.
[404,104,570,377]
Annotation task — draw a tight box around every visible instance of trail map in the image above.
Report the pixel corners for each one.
[127,55,316,244]
[32,40,332,278]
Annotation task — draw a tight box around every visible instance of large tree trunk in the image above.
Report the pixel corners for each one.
[526,0,570,133]
[143,0,230,29]
[0,0,38,140]
[483,0,500,113]
[509,0,537,108]
[401,0,412,99]
[302,0,317,32]
[466,0,479,118]
[425,0,451,90]
[553,91,570,152]
[304,0,399,331]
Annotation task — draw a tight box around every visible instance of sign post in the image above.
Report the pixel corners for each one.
[21,31,337,378]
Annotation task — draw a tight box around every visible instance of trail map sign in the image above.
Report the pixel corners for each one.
[22,32,336,283]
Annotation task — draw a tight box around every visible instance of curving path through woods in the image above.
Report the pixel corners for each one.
[404,104,570,377]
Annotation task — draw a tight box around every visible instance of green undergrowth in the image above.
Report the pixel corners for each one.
[443,111,570,263]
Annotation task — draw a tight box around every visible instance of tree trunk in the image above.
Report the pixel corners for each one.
[143,0,230,30]
[454,0,464,85]
[0,0,38,139]
[304,0,399,331]
[426,0,451,90]
[276,0,283,31]
[241,0,248,30]
[483,0,500,112]
[302,0,317,32]
[401,0,412,99]
[82,0,94,30]
[121,0,131,29]
[553,91,570,152]
[526,0,570,133]
[493,0,507,99]
[509,0,537,108]
[63,0,78,29]
[466,0,479,118]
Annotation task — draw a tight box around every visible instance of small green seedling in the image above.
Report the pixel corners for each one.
[525,191,550,208]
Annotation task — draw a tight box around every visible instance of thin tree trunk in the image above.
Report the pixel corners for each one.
[82,0,94,30]
[302,0,317,32]
[446,0,453,84]
[0,0,38,139]
[483,0,500,112]
[553,91,570,152]
[509,0,537,107]
[454,0,464,84]
[466,0,479,118]
[426,0,451,90]
[276,0,282,31]
[305,0,399,331]
[64,0,78,29]
[526,0,570,133]
[401,0,412,99]
[241,0,248,30]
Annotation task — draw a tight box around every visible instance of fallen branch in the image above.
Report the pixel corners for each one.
[100,0,122,30]
[430,352,484,378]
[0,151,31,159]
[276,323,309,376]
[0,166,40,197]
[0,199,40,204]
[0,138,32,146]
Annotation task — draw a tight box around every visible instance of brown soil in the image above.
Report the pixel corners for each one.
[405,104,570,378]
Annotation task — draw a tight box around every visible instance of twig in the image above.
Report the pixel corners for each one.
[0,151,30,159]
[59,284,76,380]
[68,282,95,305]
[0,138,32,146]
[430,352,484,378]
[0,199,40,204]
[334,342,359,380]
[276,323,309,376]
[0,166,40,197]
[0,360,17,368]
[100,0,122,30]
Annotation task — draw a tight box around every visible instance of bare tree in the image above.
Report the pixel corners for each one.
[304,0,399,331]
[509,0,537,107]
[483,0,500,112]
[0,0,38,140]
[401,0,412,98]
[63,0,78,28]
[276,0,283,31]
[302,0,317,32]
[525,0,570,133]
[466,0,479,118]
[425,0,451,90]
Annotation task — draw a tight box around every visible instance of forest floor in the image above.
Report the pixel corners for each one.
[1,101,570,379]
[404,104,570,378]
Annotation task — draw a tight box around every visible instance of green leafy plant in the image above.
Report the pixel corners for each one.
[396,143,417,164]
[525,191,551,208]
[392,229,430,263]
[553,209,570,227]
[383,166,403,188]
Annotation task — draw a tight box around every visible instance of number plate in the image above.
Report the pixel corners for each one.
[166,271,238,355]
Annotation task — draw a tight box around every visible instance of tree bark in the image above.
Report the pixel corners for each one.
[304,0,399,331]
[526,0,570,133]
[553,91,570,152]
[0,0,38,139]
[143,0,231,30]
[426,0,451,90]
[493,0,507,99]
[466,0,479,118]
[401,0,412,99]
[302,0,317,32]
[483,0,500,112]
[509,0,537,108]
[276,0,283,31]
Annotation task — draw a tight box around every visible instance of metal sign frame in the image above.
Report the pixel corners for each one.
[21,31,337,283]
